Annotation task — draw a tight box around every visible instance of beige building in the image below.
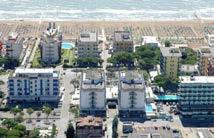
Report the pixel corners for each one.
[198,47,214,76]
[5,32,24,60]
[160,47,182,79]
[112,31,134,53]
[76,116,103,138]
[75,32,100,58]
[40,22,62,64]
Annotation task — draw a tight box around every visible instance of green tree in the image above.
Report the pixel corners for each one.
[165,40,172,47]
[181,48,197,65]
[43,106,52,122]
[27,108,34,122]
[107,52,135,67]
[10,107,21,120]
[14,124,26,137]
[0,127,8,137]
[51,124,57,137]
[29,128,40,138]
[7,129,21,138]
[2,119,18,129]
[112,116,118,138]
[66,123,75,138]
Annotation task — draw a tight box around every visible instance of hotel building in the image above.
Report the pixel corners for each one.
[198,47,214,76]
[112,31,134,53]
[160,47,182,79]
[75,32,100,58]
[179,76,214,118]
[40,22,62,64]
[76,116,103,138]
[118,71,146,118]
[8,68,60,102]
[80,70,106,116]
[5,32,24,60]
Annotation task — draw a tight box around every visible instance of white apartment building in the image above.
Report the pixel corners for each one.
[118,71,146,118]
[8,68,60,102]
[179,76,214,118]
[5,32,24,60]
[75,32,100,58]
[40,22,62,64]
[80,70,106,117]
[141,36,159,47]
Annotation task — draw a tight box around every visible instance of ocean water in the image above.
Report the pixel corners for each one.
[0,0,214,21]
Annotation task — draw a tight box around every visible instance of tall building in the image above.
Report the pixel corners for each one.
[179,76,214,118]
[198,47,214,76]
[5,32,24,60]
[208,59,214,76]
[75,116,103,138]
[113,31,134,53]
[80,70,106,116]
[160,47,182,79]
[75,32,100,58]
[118,71,146,118]
[40,22,62,64]
[8,68,59,102]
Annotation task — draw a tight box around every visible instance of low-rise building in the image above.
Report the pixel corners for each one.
[5,32,24,60]
[179,76,214,118]
[40,22,62,64]
[75,32,100,58]
[80,70,106,116]
[198,47,214,76]
[76,116,103,138]
[118,71,146,118]
[112,31,134,53]
[142,36,159,47]
[160,47,182,79]
[8,68,59,102]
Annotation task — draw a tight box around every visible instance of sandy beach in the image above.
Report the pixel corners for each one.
[0,20,213,47]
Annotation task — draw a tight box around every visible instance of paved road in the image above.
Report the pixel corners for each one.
[56,69,75,138]
[101,28,111,70]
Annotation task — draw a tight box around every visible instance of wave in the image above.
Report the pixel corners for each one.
[0,8,213,21]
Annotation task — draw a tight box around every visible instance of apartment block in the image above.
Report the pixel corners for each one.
[118,71,146,118]
[5,32,24,60]
[198,47,214,76]
[76,116,103,138]
[8,68,60,103]
[80,70,106,117]
[179,76,214,118]
[160,47,182,79]
[75,32,100,58]
[113,31,134,53]
[40,22,62,64]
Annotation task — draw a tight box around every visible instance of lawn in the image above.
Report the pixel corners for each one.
[61,48,75,66]
[31,49,42,68]
[31,47,75,68]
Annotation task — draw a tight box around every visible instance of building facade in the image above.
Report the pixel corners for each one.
[179,76,214,118]
[8,68,59,102]
[5,32,24,60]
[75,32,100,58]
[118,71,146,118]
[40,22,62,64]
[112,31,134,53]
[198,47,214,76]
[160,47,182,79]
[80,70,106,116]
[76,116,103,138]
[207,34,214,47]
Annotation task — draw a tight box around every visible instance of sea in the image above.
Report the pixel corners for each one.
[0,0,214,21]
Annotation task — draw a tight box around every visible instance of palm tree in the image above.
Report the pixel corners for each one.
[26,108,34,122]
[43,106,52,123]
[36,112,41,121]
[10,107,21,120]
